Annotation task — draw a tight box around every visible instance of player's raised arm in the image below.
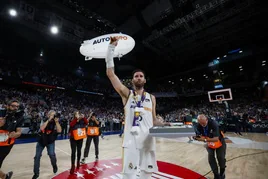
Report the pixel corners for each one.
[106,37,130,101]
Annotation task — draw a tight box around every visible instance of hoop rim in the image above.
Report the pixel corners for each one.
[218,98,223,104]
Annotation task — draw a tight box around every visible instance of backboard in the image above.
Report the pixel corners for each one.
[208,88,233,103]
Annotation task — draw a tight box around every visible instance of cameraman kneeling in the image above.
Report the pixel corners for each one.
[0,99,25,179]
[32,110,61,179]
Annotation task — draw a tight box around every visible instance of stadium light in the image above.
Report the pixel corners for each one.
[9,9,17,17]
[50,26,59,34]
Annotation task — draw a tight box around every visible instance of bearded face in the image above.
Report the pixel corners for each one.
[132,71,146,89]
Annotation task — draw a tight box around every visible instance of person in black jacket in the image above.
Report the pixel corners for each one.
[32,110,62,179]
[60,116,68,137]
[0,99,25,179]
[233,112,242,136]
[193,114,226,179]
[81,112,100,164]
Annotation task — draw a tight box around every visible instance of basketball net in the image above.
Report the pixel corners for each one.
[218,98,223,104]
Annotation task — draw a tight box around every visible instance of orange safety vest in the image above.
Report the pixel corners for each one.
[0,130,15,146]
[206,138,222,149]
[87,127,99,136]
[202,131,224,149]
[73,128,87,140]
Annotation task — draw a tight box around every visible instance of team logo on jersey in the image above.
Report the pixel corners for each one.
[52,158,205,179]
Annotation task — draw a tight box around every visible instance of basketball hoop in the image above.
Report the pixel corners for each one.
[218,98,223,104]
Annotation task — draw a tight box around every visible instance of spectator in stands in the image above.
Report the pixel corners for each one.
[60,116,68,137]
[232,112,242,136]
[119,114,124,137]
[99,118,106,139]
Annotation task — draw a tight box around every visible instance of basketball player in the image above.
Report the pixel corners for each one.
[105,37,170,179]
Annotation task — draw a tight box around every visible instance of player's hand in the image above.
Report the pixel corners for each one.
[110,36,119,46]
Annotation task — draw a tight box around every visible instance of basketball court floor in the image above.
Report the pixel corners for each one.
[2,132,268,179]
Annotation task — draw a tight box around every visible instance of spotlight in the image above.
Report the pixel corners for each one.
[50,26,59,34]
[9,9,17,17]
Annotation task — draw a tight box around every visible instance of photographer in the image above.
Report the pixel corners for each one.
[193,114,226,179]
[69,112,88,174]
[81,112,99,164]
[0,99,25,179]
[32,110,62,179]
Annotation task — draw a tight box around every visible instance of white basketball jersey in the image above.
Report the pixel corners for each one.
[123,90,156,151]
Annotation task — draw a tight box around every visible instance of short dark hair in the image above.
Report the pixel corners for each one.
[7,99,19,106]
[91,112,96,117]
[132,69,146,78]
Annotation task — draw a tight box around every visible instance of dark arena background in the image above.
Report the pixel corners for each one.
[0,0,267,179]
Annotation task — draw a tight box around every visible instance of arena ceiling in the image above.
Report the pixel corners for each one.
[0,0,266,80]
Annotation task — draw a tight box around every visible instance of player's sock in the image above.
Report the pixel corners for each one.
[122,173,136,179]
[140,170,152,179]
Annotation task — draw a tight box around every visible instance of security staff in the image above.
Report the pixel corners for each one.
[0,99,25,179]
[194,114,226,179]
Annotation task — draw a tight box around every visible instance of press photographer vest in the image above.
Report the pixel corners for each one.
[0,112,24,146]
[0,129,15,146]
[39,120,57,146]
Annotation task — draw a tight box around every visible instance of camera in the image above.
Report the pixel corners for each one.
[193,135,201,140]
[54,113,61,119]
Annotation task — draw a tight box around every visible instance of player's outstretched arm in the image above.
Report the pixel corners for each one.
[106,37,129,101]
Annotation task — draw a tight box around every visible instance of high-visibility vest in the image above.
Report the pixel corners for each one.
[87,127,99,136]
[73,128,87,140]
[206,138,222,149]
[203,131,224,149]
[0,130,15,146]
